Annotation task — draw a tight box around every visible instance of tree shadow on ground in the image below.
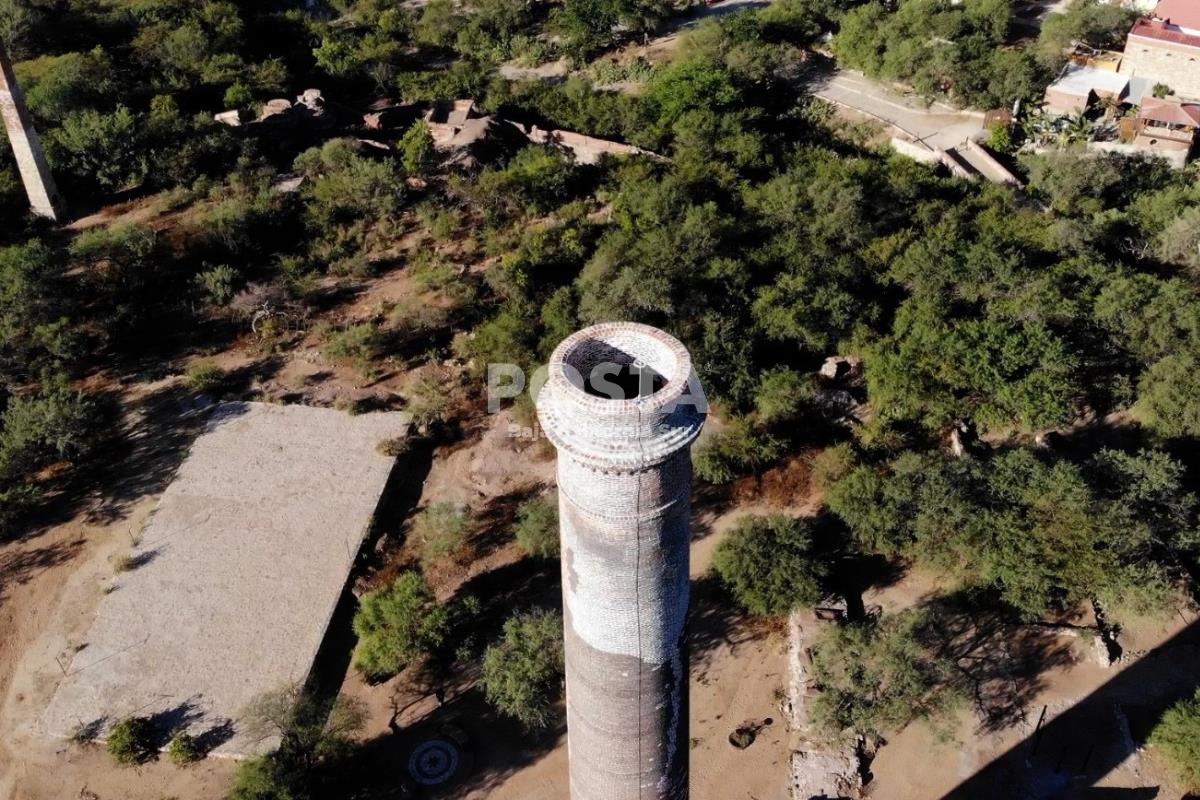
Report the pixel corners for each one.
[337,685,566,799]
[334,556,568,799]
[469,486,543,562]
[917,590,1078,734]
[0,536,84,606]
[689,574,776,680]
[444,555,562,664]
[357,436,437,587]
[145,700,205,743]
[938,619,1200,800]
[80,357,281,526]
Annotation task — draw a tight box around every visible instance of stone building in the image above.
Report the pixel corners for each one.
[1119,0,1200,100]
[536,323,706,800]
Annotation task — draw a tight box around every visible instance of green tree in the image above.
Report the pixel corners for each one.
[712,514,828,615]
[1136,351,1200,438]
[753,368,813,425]
[482,610,565,729]
[513,496,559,558]
[398,121,438,176]
[693,416,783,485]
[107,716,157,765]
[827,449,1174,619]
[1037,0,1136,70]
[14,48,118,124]
[50,106,146,191]
[353,572,450,679]
[1150,689,1200,790]
[810,611,964,738]
[233,684,365,800]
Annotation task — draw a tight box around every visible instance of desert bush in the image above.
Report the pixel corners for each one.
[294,139,404,230]
[1150,689,1200,789]
[513,496,559,558]
[376,437,409,457]
[409,251,464,294]
[323,322,384,375]
[692,416,784,484]
[809,443,855,491]
[809,611,963,739]
[185,361,226,393]
[405,373,452,430]
[399,120,438,176]
[232,683,365,799]
[196,264,239,306]
[107,715,157,765]
[482,610,564,729]
[167,730,203,765]
[712,514,827,615]
[414,501,470,564]
[353,571,451,679]
[417,202,464,241]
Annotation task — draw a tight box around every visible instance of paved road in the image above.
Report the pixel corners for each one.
[807,70,985,151]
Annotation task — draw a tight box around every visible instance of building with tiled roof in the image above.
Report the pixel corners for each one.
[1119,0,1200,100]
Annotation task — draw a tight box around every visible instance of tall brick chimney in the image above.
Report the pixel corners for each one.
[537,322,706,800]
[0,41,65,221]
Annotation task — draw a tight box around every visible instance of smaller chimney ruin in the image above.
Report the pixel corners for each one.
[0,41,65,221]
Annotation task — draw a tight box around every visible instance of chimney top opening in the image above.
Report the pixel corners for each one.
[560,329,680,403]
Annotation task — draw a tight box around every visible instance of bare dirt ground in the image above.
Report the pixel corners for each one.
[864,573,1200,800]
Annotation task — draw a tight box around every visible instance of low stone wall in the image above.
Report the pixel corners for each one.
[786,610,864,800]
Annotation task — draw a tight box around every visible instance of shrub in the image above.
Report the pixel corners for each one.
[294,139,403,230]
[196,264,239,306]
[1150,689,1200,789]
[233,684,365,800]
[693,417,783,484]
[323,322,384,375]
[482,610,565,729]
[405,373,451,430]
[809,611,963,739]
[106,715,157,765]
[353,571,451,679]
[712,514,828,616]
[414,501,470,565]
[376,437,409,457]
[513,496,559,558]
[810,443,856,491]
[167,730,203,765]
[754,367,813,424]
[399,120,438,176]
[185,361,225,393]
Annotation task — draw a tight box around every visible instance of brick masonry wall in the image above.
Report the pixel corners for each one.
[538,323,706,800]
[1120,36,1200,100]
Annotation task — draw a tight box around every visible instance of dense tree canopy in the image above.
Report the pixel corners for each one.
[827,447,1191,618]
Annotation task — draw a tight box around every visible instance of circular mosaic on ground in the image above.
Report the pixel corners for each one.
[407,738,462,786]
